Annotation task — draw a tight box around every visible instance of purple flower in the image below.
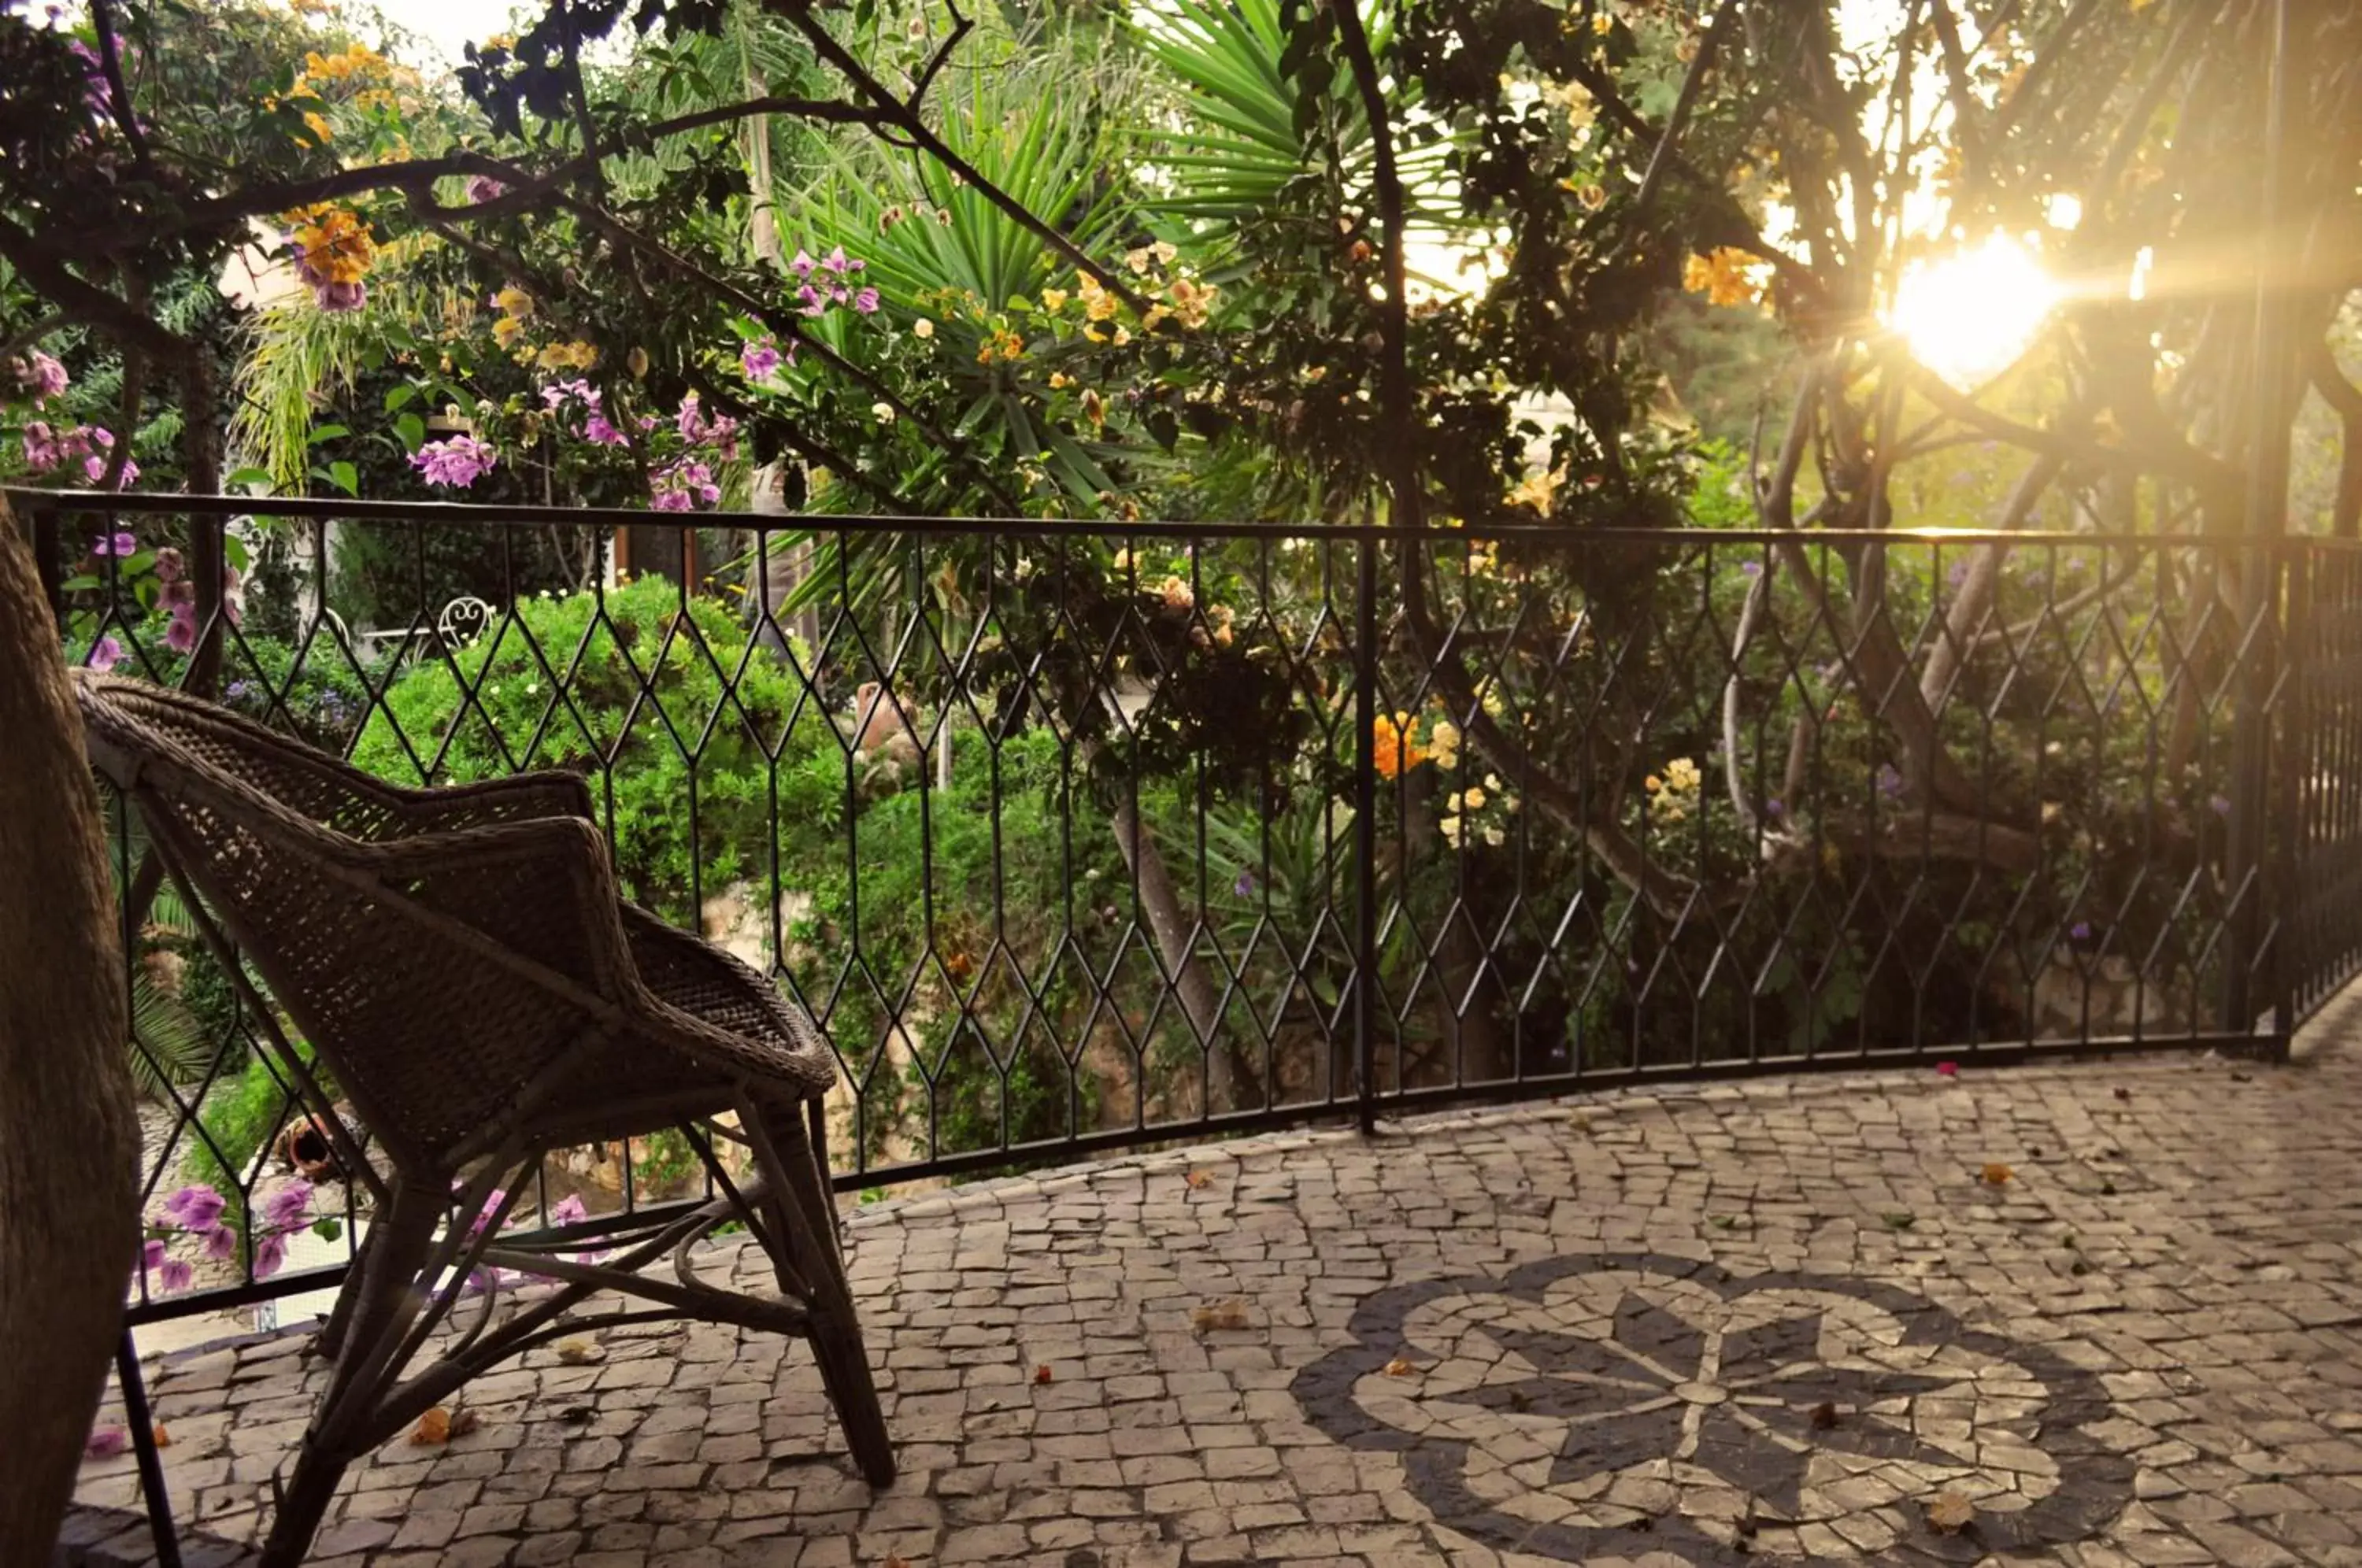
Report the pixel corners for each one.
[87,634,124,673]
[467,174,508,204]
[821,246,861,276]
[1765,797,1785,819]
[202,1224,238,1262]
[86,1428,129,1460]
[163,604,198,655]
[162,1184,227,1233]
[468,1188,509,1237]
[1234,869,1256,899]
[796,283,826,317]
[85,452,138,488]
[742,339,783,381]
[2209,794,2231,816]
[21,421,61,471]
[650,486,692,512]
[313,278,366,313]
[582,410,628,447]
[541,379,594,410]
[1946,558,1973,590]
[254,1233,287,1279]
[789,248,816,279]
[852,287,879,315]
[1875,764,1904,799]
[142,1238,167,1277]
[651,457,721,512]
[10,349,68,404]
[676,393,710,443]
[548,1193,589,1227]
[2070,921,2092,941]
[92,531,137,557]
[153,547,182,584]
[1738,559,1761,578]
[159,1256,194,1292]
[411,435,497,489]
[265,1182,314,1233]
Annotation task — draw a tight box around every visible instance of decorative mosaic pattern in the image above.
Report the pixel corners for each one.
[1294,1253,2129,1562]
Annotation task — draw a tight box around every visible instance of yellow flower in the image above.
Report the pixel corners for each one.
[492,316,525,346]
[1462,786,1486,810]
[1077,272,1118,323]
[1683,247,1764,308]
[1374,712,1427,779]
[1646,774,1663,793]
[1429,719,1461,771]
[289,207,374,284]
[302,110,333,142]
[872,401,896,424]
[912,318,935,338]
[568,341,598,368]
[1050,372,1072,390]
[494,286,534,319]
[1153,240,1178,264]
[1439,815,1464,846]
[1125,246,1153,275]
[1041,288,1068,312]
[1169,276,1218,329]
[1591,13,1612,33]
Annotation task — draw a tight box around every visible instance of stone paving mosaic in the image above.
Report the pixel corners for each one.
[68,1037,2362,1567]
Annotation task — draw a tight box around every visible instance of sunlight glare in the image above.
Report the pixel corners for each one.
[1886,235,2060,385]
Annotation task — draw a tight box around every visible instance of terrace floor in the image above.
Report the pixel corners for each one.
[65,1013,2362,1568]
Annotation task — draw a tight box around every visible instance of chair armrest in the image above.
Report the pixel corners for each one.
[379,771,598,835]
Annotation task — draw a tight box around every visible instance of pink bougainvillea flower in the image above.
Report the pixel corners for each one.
[202,1223,238,1261]
[741,339,783,381]
[162,1184,228,1232]
[87,634,124,673]
[10,349,68,403]
[1934,1061,1960,1078]
[163,604,199,655]
[21,420,62,471]
[265,1182,314,1233]
[411,435,497,489]
[254,1233,288,1280]
[158,1256,194,1292]
[852,286,880,315]
[92,530,137,557]
[85,1427,130,1459]
[547,1193,589,1227]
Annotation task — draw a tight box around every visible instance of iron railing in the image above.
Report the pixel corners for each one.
[14,489,2356,1335]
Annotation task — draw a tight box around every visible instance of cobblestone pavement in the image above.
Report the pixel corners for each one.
[68,1038,2362,1568]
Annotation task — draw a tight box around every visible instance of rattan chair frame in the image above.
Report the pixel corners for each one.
[74,672,893,1568]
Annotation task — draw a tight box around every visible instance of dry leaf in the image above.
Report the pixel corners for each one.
[1185,1170,1213,1190]
[1927,1488,1975,1533]
[1383,1356,1416,1378]
[151,1425,171,1449]
[1809,1401,1838,1430]
[447,1408,482,1438]
[410,1407,452,1446]
[1189,1298,1251,1333]
[1980,1162,2014,1186]
[1033,1365,1053,1385]
[2114,1085,2132,1100]
[885,1557,911,1568]
[555,1336,605,1365]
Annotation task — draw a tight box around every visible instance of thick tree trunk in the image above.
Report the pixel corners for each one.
[0,500,141,1562]
[1109,792,1250,1115]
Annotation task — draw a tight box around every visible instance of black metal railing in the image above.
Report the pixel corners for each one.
[14,487,2358,1331]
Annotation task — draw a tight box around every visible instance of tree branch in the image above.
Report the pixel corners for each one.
[87,0,155,181]
[0,215,191,364]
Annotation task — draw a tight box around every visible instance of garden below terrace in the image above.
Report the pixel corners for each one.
[15,486,2360,1362]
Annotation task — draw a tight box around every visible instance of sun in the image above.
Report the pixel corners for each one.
[1885,234,2061,386]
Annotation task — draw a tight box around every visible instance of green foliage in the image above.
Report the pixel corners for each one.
[351,575,842,919]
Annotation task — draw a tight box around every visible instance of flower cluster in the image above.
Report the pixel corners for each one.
[741,336,791,381]
[140,1180,317,1293]
[412,433,498,490]
[23,421,135,487]
[1439,771,1518,849]
[790,247,879,317]
[542,379,628,447]
[8,349,68,405]
[151,545,242,654]
[287,205,375,312]
[1646,755,1704,825]
[1683,247,1765,309]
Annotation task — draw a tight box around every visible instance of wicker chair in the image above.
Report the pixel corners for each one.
[74,671,894,1567]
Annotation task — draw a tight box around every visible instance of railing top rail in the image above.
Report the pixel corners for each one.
[1,485,2316,551]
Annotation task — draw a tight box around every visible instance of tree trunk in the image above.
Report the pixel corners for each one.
[1108,791,1249,1115]
[0,499,142,1562]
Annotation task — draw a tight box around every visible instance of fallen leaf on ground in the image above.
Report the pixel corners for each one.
[2114,1085,2132,1100]
[1383,1356,1416,1377]
[885,1557,911,1568]
[560,1405,594,1424]
[555,1336,605,1365]
[151,1425,170,1448]
[410,1407,452,1446]
[1927,1488,1975,1533]
[1809,1401,1838,1430]
[1882,1211,1916,1230]
[1185,1170,1213,1190]
[1034,1365,1053,1385]
[447,1408,481,1438]
[1190,1299,1251,1333]
[84,1428,128,1459]
[1981,1163,2013,1186]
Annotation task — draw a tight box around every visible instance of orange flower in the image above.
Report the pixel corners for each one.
[1373,712,1427,778]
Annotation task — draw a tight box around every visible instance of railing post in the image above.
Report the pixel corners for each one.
[2223,0,2293,1052]
[1353,524,1380,1134]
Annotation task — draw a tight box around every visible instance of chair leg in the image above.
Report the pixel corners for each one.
[748,1097,895,1488]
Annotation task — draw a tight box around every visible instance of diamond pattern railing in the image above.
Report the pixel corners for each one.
[13,488,2342,1323]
